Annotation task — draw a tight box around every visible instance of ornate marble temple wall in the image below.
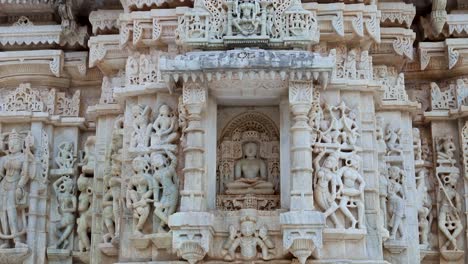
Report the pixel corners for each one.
[1,0,468,263]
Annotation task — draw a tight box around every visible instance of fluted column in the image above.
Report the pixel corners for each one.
[180,81,207,212]
[289,80,314,211]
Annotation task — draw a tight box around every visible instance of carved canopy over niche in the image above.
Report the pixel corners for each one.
[176,0,319,49]
[217,111,280,195]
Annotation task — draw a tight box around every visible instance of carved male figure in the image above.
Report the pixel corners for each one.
[56,142,75,169]
[387,166,406,240]
[149,104,179,147]
[76,174,93,252]
[438,172,463,251]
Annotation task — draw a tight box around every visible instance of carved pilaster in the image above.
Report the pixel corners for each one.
[288,80,314,211]
[180,81,207,212]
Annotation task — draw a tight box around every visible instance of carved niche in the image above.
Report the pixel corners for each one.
[216,111,280,210]
[176,0,318,49]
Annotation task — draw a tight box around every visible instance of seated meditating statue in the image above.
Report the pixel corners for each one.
[225,142,275,195]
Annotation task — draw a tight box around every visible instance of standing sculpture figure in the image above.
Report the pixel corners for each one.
[51,176,76,249]
[126,156,154,235]
[130,104,151,149]
[336,154,365,229]
[438,172,463,251]
[76,174,93,252]
[0,130,32,248]
[387,166,406,240]
[151,150,179,233]
[415,169,432,247]
[313,148,342,228]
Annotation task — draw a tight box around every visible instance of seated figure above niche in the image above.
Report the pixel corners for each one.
[217,111,279,211]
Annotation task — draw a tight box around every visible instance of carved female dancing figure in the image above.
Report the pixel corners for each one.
[126,156,154,235]
[313,148,342,228]
[51,176,76,249]
[151,149,179,233]
[438,172,463,251]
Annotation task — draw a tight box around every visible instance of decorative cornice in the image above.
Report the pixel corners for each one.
[88,35,128,73]
[89,10,121,34]
[373,27,415,61]
[0,22,62,47]
[418,41,446,70]
[447,13,468,36]
[120,0,193,11]
[378,2,415,29]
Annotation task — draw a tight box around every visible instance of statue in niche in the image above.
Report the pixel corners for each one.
[130,104,151,149]
[50,176,76,249]
[102,116,124,242]
[230,0,261,36]
[415,168,432,247]
[148,104,179,148]
[313,148,342,228]
[82,136,96,172]
[387,166,406,241]
[225,142,275,195]
[126,156,154,236]
[437,172,463,251]
[76,174,93,252]
[385,125,402,156]
[336,154,365,229]
[379,163,390,239]
[421,137,433,162]
[345,49,357,79]
[151,150,179,233]
[436,136,456,165]
[0,130,34,248]
[56,142,75,169]
[375,116,386,152]
[222,216,274,261]
[102,187,115,243]
[413,128,422,161]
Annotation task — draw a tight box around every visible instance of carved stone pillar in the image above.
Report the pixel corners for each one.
[169,81,214,264]
[280,80,324,264]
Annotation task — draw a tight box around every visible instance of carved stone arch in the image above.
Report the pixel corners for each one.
[217,111,280,195]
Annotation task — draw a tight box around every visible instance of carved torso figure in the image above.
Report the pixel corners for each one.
[225,142,274,195]
[76,174,93,252]
[387,166,406,240]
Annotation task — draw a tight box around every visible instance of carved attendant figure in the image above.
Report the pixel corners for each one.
[51,176,76,249]
[385,126,402,156]
[225,142,274,195]
[223,216,274,261]
[0,130,32,248]
[151,150,179,233]
[126,156,154,235]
